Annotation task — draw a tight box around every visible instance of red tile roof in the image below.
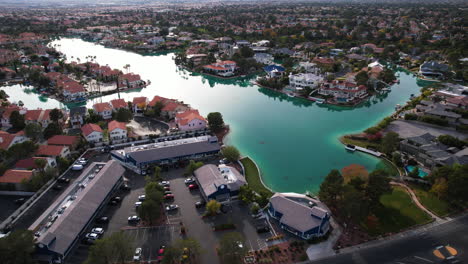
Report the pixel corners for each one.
[176,110,206,126]
[1,105,21,119]
[47,135,79,146]
[15,157,47,170]
[0,131,24,150]
[36,145,66,156]
[93,102,112,113]
[108,120,126,132]
[24,109,42,121]
[0,170,33,183]
[81,123,103,136]
[148,96,171,107]
[133,97,147,105]
[110,99,128,109]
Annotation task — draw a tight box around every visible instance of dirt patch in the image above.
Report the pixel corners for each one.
[127,117,168,136]
[215,125,230,143]
[249,241,308,264]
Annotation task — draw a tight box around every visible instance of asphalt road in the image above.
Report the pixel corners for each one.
[308,214,468,264]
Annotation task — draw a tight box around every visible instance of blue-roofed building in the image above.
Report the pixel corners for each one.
[263,65,285,78]
[268,192,330,240]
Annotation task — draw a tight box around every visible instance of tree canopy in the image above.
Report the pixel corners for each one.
[84,231,134,264]
[218,232,247,264]
[0,229,36,264]
[221,146,240,162]
[207,112,225,133]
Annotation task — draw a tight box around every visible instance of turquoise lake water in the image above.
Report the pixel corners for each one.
[1,38,428,193]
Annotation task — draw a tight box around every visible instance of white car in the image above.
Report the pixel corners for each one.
[165,204,179,211]
[184,177,195,184]
[135,201,142,208]
[85,233,99,240]
[133,247,142,261]
[158,181,170,186]
[138,195,146,201]
[91,227,104,236]
[71,164,83,171]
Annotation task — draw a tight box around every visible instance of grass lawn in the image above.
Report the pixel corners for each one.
[240,157,273,197]
[340,136,381,150]
[410,184,452,217]
[366,186,432,236]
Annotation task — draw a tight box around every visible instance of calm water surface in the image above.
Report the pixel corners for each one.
[1,38,426,193]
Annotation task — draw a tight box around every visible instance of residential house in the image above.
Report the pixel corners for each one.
[36,145,70,159]
[0,170,34,191]
[175,110,207,131]
[289,73,323,90]
[263,65,285,79]
[47,135,80,151]
[120,73,144,89]
[0,131,28,150]
[108,120,127,143]
[446,96,468,110]
[24,109,64,128]
[81,123,103,144]
[419,61,449,79]
[1,104,27,128]
[61,81,86,102]
[110,99,129,112]
[319,81,368,103]
[93,102,112,120]
[15,157,56,170]
[69,106,88,129]
[254,53,274,65]
[268,192,330,240]
[132,97,148,116]
[203,61,237,77]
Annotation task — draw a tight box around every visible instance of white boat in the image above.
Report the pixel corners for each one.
[315,100,324,104]
[381,88,391,92]
[345,144,356,152]
[287,93,295,98]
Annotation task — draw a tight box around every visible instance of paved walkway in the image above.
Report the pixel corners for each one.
[391,181,444,223]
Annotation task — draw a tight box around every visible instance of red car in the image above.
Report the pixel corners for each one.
[188,184,199,190]
[164,194,174,200]
[157,246,166,261]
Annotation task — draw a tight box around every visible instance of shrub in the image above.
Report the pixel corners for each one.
[419,115,449,126]
[404,113,418,120]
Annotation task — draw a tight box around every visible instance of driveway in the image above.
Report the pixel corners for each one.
[164,168,273,264]
[386,120,468,140]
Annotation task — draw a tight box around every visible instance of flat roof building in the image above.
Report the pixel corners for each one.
[111,135,221,174]
[194,164,246,203]
[30,160,125,263]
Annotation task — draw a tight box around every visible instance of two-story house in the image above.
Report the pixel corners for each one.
[0,131,28,150]
[69,106,88,129]
[36,145,70,159]
[175,110,207,131]
[81,123,103,144]
[93,102,112,120]
[132,97,148,116]
[110,99,129,112]
[108,120,127,143]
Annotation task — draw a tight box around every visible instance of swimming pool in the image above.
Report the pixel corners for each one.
[405,165,428,178]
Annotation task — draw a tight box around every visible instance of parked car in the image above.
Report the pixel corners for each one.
[52,185,63,191]
[120,184,131,191]
[188,184,199,190]
[256,225,270,233]
[72,164,83,171]
[133,248,142,261]
[157,246,166,261]
[14,198,26,204]
[91,227,104,237]
[184,177,195,184]
[164,191,172,195]
[159,181,170,186]
[128,215,140,224]
[96,216,109,224]
[163,186,171,191]
[138,195,146,201]
[82,238,95,245]
[57,178,70,184]
[165,204,179,211]
[85,233,99,240]
[164,194,174,200]
[135,201,142,208]
[195,201,206,208]
[76,158,87,165]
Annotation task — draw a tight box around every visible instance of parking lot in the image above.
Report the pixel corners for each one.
[0,195,31,222]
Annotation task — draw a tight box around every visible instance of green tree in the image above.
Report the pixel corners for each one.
[447,164,468,204]
[56,157,70,173]
[430,177,448,200]
[381,132,400,155]
[9,110,25,130]
[221,146,240,162]
[355,71,369,86]
[218,232,247,264]
[0,229,36,264]
[184,160,203,176]
[138,199,161,225]
[392,152,403,167]
[341,185,369,222]
[207,112,225,133]
[49,108,63,123]
[238,185,256,204]
[84,231,134,264]
[7,141,37,161]
[43,122,62,139]
[24,123,42,141]
[206,199,221,216]
[366,169,391,208]
[145,181,164,203]
[34,158,47,172]
[146,166,162,182]
[240,46,254,58]
[437,135,466,149]
[318,169,344,207]
[114,108,133,122]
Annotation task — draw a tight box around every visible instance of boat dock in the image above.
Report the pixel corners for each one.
[354,146,382,157]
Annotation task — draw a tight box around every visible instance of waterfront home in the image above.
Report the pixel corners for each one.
[61,81,86,102]
[175,110,207,131]
[268,192,330,240]
[419,61,449,79]
[289,72,323,90]
[202,61,237,77]
[400,133,468,169]
[162,101,189,119]
[0,104,27,128]
[81,123,103,144]
[299,62,320,73]
[446,96,468,109]
[93,102,112,120]
[194,164,246,204]
[47,135,80,151]
[120,73,144,89]
[110,98,129,111]
[69,106,87,129]
[263,65,285,79]
[0,131,27,150]
[108,120,127,143]
[24,109,55,128]
[187,54,208,66]
[318,81,368,103]
[36,145,70,159]
[0,169,33,191]
[254,53,274,65]
[132,97,148,116]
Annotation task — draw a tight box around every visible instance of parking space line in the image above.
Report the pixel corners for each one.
[414,256,434,263]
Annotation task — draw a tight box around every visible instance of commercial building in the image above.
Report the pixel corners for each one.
[30,160,125,263]
[268,192,330,240]
[111,135,221,174]
[194,164,246,203]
